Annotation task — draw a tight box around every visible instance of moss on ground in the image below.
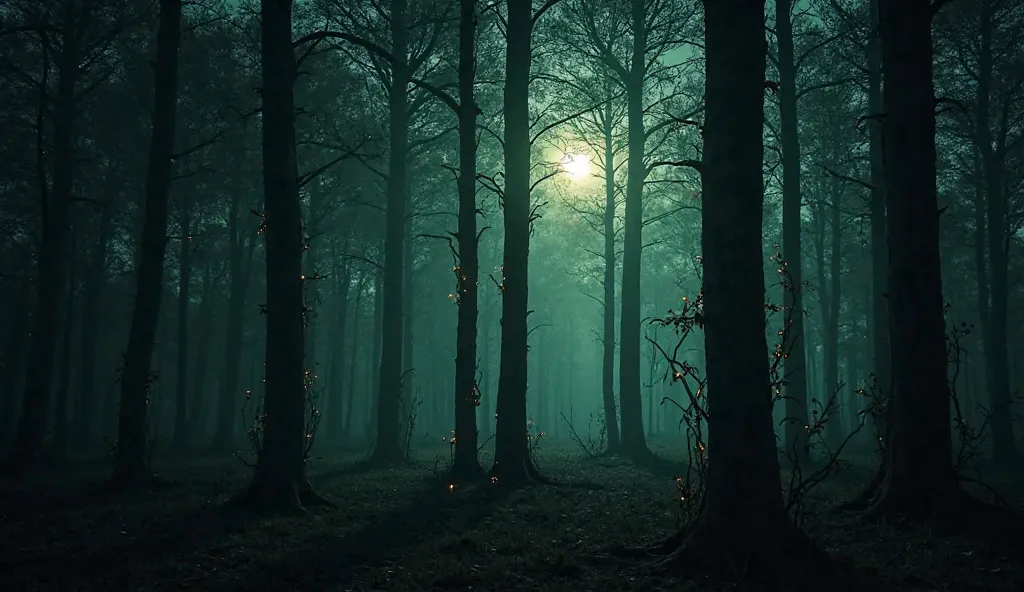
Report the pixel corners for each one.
[0,440,1019,591]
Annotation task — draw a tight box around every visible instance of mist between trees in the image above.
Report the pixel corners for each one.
[0,0,1022,590]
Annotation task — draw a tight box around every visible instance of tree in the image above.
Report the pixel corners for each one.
[864,0,999,520]
[112,0,183,485]
[774,0,810,464]
[231,0,325,511]
[490,0,564,486]
[450,0,483,478]
[651,0,843,585]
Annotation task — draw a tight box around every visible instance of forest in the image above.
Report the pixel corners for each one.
[0,0,1022,589]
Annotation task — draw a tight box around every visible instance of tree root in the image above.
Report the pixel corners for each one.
[863,485,1022,540]
[228,473,334,516]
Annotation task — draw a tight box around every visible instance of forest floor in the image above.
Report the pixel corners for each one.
[0,438,1021,591]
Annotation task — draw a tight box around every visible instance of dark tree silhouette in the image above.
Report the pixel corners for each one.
[450,0,483,479]
[231,0,324,512]
[112,0,182,486]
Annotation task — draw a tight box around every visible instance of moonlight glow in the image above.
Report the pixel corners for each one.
[561,153,591,181]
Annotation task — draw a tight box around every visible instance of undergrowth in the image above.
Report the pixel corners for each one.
[0,440,1019,591]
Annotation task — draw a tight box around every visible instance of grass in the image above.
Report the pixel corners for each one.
[0,439,1020,591]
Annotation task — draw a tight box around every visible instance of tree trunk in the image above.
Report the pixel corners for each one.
[601,91,621,452]
[211,197,256,449]
[824,160,843,449]
[371,0,410,464]
[975,0,1019,466]
[775,0,809,466]
[325,259,350,442]
[11,11,81,469]
[53,228,78,461]
[618,0,650,459]
[665,2,835,582]
[2,277,33,441]
[451,0,482,479]
[189,262,213,434]
[75,204,114,445]
[866,0,889,442]
[870,0,962,518]
[491,0,537,486]
[233,0,323,512]
[172,198,192,449]
[111,0,182,485]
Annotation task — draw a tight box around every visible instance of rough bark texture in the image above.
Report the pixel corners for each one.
[775,0,809,465]
[371,0,410,464]
[451,0,482,479]
[111,0,182,485]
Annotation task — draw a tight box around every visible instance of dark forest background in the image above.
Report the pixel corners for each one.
[0,0,1022,589]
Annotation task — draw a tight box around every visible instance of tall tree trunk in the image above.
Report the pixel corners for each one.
[866,0,889,441]
[601,92,621,451]
[11,8,81,468]
[451,0,482,478]
[343,270,364,441]
[619,0,650,458]
[111,0,183,485]
[2,277,33,441]
[212,198,256,449]
[667,2,834,580]
[53,227,78,461]
[75,204,114,445]
[369,268,383,438]
[975,0,1019,466]
[371,0,410,464]
[491,0,537,486]
[775,0,809,465]
[326,259,350,442]
[172,199,192,448]
[234,0,324,511]
[824,170,843,448]
[189,262,213,433]
[870,0,962,518]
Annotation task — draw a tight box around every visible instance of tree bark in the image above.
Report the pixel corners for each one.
[11,4,81,469]
[172,197,192,449]
[865,0,889,443]
[974,0,1019,466]
[491,0,537,486]
[111,0,183,485]
[451,0,482,479]
[663,2,837,583]
[775,0,809,465]
[371,0,410,464]
[618,0,651,459]
[233,0,323,512]
[870,0,963,518]
[601,90,621,452]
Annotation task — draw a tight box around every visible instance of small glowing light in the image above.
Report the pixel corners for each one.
[560,153,591,181]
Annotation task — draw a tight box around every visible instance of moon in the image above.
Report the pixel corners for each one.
[561,153,591,181]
